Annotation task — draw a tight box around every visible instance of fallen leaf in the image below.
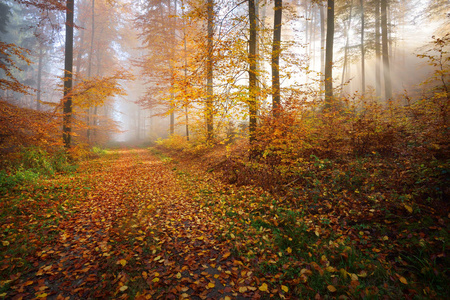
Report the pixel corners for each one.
[117,259,127,267]
[327,285,336,292]
[119,285,128,292]
[281,285,289,292]
[259,283,268,292]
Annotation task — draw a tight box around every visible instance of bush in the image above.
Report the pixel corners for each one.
[2,146,76,184]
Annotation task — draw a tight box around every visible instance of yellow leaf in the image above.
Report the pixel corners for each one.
[119,285,128,292]
[117,259,126,267]
[327,285,337,292]
[176,272,182,279]
[2,241,9,246]
[358,270,367,278]
[152,278,160,283]
[403,204,413,213]
[350,273,358,281]
[239,286,248,293]
[259,283,268,292]
[399,276,408,284]
[326,266,336,272]
[281,285,289,293]
[36,293,47,298]
[286,247,292,254]
[230,233,235,239]
[207,282,215,289]
[154,256,161,261]
[224,297,231,300]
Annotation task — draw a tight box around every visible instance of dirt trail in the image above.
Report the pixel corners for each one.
[8,149,258,299]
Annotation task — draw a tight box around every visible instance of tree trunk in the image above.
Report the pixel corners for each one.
[375,0,381,98]
[340,0,353,97]
[360,0,365,94]
[248,0,257,144]
[169,0,176,136]
[272,0,282,116]
[182,0,189,141]
[36,43,43,111]
[206,0,214,141]
[87,0,95,144]
[319,2,325,90]
[63,0,74,150]
[381,0,392,100]
[324,0,334,105]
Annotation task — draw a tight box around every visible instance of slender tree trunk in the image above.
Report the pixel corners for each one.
[375,0,381,98]
[381,0,392,100]
[206,0,214,140]
[182,0,189,141]
[74,23,85,84]
[169,0,176,136]
[360,0,365,94]
[87,0,95,144]
[340,0,353,97]
[304,1,310,82]
[324,0,335,105]
[248,0,257,144]
[319,2,325,89]
[36,43,43,111]
[63,0,74,150]
[272,0,282,116]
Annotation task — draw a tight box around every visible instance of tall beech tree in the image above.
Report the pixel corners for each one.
[324,0,335,105]
[206,0,214,141]
[375,0,381,98]
[381,0,391,100]
[272,0,282,117]
[63,0,74,149]
[248,0,257,144]
[360,0,365,94]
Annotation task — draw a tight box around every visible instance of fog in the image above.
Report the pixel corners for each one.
[1,0,448,146]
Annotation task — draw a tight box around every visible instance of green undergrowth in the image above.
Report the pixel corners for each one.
[163,147,449,299]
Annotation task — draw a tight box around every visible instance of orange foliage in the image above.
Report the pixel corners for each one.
[0,100,61,159]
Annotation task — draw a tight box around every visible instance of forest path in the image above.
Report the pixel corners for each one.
[6,149,260,300]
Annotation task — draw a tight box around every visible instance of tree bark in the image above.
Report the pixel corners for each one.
[324,0,335,105]
[319,2,325,89]
[381,0,392,100]
[360,0,365,94]
[36,43,43,111]
[272,0,282,116]
[206,0,214,141]
[248,0,257,144]
[63,0,74,150]
[169,0,176,136]
[340,0,353,97]
[375,0,381,98]
[86,0,95,144]
[182,0,189,141]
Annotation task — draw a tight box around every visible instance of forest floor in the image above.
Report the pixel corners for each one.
[0,148,448,299]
